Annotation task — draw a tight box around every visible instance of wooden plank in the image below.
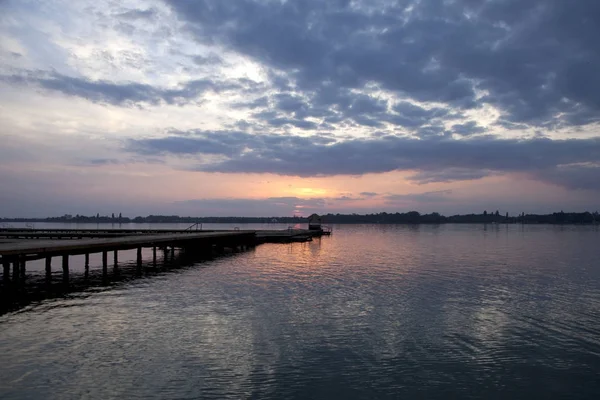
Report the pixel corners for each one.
[0,231,255,257]
[0,228,218,234]
[0,232,153,239]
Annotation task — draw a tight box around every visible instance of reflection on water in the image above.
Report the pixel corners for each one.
[1,224,600,399]
[0,244,248,314]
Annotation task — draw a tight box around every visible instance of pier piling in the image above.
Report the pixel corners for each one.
[19,257,26,282]
[113,250,119,274]
[12,260,19,283]
[62,255,69,283]
[45,257,52,283]
[3,260,10,283]
[84,253,90,278]
[102,251,108,279]
[136,247,142,270]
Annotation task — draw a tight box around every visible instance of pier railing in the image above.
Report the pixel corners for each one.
[185,222,202,231]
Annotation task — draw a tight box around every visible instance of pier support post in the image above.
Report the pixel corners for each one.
[136,247,142,270]
[113,250,119,274]
[45,256,52,283]
[84,253,90,278]
[12,259,19,283]
[102,251,108,279]
[62,255,69,283]
[153,247,157,267]
[2,259,10,283]
[19,257,26,282]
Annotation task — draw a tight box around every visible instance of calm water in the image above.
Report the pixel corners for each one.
[1,223,600,399]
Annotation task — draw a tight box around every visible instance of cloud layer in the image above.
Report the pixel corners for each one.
[128,130,600,190]
[1,0,599,216]
[166,0,600,128]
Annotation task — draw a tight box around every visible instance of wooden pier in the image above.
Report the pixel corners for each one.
[0,228,330,287]
[0,231,255,285]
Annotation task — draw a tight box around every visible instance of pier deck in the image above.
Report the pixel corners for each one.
[0,228,329,288]
[0,231,254,258]
[0,231,256,286]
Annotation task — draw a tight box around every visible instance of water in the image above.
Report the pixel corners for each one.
[1,224,600,399]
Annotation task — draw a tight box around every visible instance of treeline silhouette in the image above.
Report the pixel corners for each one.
[1,211,599,225]
[321,211,599,224]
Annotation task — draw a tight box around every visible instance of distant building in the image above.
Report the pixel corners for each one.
[308,213,322,231]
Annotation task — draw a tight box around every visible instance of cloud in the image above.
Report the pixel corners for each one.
[86,158,121,166]
[231,96,269,110]
[239,87,459,132]
[385,190,454,204]
[360,192,378,197]
[74,157,166,167]
[1,0,600,217]
[117,8,157,21]
[127,130,600,190]
[451,121,486,136]
[1,71,262,106]
[164,0,600,128]
[192,54,223,66]
[533,164,600,191]
[408,168,492,184]
[266,117,319,130]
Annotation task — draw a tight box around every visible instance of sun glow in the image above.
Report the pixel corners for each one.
[297,187,327,196]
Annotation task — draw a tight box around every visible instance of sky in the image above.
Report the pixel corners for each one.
[0,0,599,217]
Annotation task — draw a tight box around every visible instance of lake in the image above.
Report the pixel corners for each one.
[1,223,599,399]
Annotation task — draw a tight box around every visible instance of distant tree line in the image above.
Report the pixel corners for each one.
[1,211,599,224]
[320,210,600,224]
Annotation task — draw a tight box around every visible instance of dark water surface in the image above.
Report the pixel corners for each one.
[1,224,600,399]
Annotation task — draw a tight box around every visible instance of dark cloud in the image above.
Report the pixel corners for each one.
[273,93,309,114]
[127,130,600,190]
[239,88,459,132]
[1,71,263,106]
[192,54,223,65]
[117,8,157,21]
[387,102,453,129]
[165,0,600,128]
[231,96,269,110]
[450,121,486,136]
[86,158,120,166]
[75,157,166,167]
[330,196,359,202]
[415,125,449,139]
[130,132,246,156]
[407,169,492,184]
[267,117,318,130]
[385,190,454,204]
[533,164,600,191]
[360,192,378,197]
